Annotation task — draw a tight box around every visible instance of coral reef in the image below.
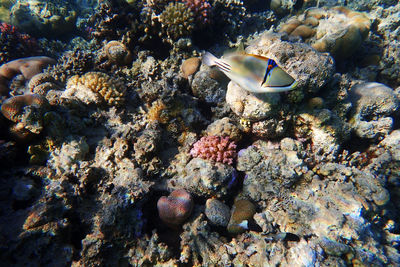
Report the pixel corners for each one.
[279,6,371,59]
[10,0,77,38]
[0,1,399,266]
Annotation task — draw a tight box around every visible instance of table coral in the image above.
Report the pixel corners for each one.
[279,6,371,59]
[64,72,126,106]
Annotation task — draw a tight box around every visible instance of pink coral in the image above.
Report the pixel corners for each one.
[183,0,212,25]
[190,135,237,165]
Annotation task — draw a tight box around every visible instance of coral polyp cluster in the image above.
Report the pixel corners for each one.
[190,135,237,165]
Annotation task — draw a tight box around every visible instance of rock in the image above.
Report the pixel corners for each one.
[226,81,280,121]
[205,198,231,227]
[170,158,236,198]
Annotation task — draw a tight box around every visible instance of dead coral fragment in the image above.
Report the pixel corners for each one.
[190,135,237,165]
[65,72,126,106]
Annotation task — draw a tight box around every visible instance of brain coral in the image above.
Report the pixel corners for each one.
[279,6,371,59]
[65,72,126,106]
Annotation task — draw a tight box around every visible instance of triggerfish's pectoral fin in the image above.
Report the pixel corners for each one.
[262,67,297,92]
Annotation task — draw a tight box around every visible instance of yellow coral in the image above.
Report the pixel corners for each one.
[66,72,126,106]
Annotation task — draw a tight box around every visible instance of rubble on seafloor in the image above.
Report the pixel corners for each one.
[0,0,399,266]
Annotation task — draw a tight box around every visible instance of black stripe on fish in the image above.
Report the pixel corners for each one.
[261,59,277,86]
[215,60,231,72]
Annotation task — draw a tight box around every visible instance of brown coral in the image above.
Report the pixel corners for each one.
[28,73,61,96]
[0,56,56,95]
[65,72,126,106]
[1,94,48,123]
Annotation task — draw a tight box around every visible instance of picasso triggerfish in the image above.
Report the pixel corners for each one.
[203,52,297,93]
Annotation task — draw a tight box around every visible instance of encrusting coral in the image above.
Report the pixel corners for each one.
[190,135,237,165]
[64,72,126,106]
[279,6,371,59]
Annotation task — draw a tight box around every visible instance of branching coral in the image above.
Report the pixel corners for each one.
[183,0,212,25]
[190,135,237,165]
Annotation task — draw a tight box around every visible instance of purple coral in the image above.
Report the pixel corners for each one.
[183,0,212,25]
[190,135,237,165]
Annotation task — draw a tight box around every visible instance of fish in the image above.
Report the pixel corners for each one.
[202,51,297,93]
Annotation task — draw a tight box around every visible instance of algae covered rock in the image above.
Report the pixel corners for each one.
[170,157,236,198]
[349,82,399,140]
[237,140,306,201]
[226,81,281,120]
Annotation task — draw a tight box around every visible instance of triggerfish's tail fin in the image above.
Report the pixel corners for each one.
[202,52,219,67]
[203,52,232,73]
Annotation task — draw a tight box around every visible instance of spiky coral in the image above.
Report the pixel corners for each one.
[190,135,237,165]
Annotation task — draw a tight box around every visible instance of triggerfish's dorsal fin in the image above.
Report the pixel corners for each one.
[247,54,271,61]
